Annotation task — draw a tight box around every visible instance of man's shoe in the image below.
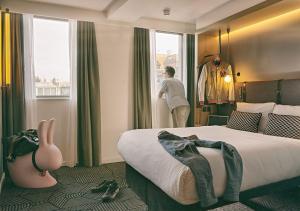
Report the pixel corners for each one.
[101,182,120,202]
[91,180,115,193]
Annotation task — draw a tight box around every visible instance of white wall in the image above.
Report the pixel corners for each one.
[96,24,134,163]
[2,0,196,164]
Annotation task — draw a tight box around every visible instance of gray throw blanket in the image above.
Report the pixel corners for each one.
[158,131,243,208]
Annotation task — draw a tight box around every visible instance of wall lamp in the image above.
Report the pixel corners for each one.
[224,72,241,83]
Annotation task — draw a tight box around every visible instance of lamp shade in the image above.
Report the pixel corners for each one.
[224,74,232,83]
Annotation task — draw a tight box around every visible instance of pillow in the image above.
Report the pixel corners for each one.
[227,111,262,133]
[264,113,300,139]
[273,104,300,116]
[237,102,275,132]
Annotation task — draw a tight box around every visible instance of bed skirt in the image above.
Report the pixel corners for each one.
[126,164,232,211]
[126,163,300,211]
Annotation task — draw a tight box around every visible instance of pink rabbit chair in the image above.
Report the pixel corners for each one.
[7,119,63,188]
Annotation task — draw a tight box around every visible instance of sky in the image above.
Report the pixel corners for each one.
[33,18,70,82]
[155,32,180,54]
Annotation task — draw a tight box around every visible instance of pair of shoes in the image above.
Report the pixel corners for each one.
[101,181,120,202]
[91,180,120,202]
[91,180,115,193]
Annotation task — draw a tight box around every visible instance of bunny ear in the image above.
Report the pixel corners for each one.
[47,118,55,145]
[38,120,48,146]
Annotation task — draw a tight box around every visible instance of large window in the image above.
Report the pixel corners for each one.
[154,32,183,93]
[33,17,70,98]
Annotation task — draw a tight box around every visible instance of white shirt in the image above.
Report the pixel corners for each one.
[159,78,190,111]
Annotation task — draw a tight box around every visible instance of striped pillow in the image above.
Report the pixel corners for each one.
[227,111,262,132]
[264,113,300,139]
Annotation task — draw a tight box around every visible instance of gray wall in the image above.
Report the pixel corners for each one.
[221,9,300,82]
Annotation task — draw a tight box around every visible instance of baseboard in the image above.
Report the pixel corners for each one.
[0,172,5,195]
[62,161,76,167]
[101,156,124,164]
[61,157,124,166]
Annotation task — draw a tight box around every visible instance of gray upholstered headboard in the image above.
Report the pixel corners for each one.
[235,79,300,106]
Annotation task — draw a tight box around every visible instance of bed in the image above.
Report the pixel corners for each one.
[118,79,300,210]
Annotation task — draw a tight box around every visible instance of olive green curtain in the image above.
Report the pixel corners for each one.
[186,34,195,127]
[2,13,25,137]
[77,21,101,167]
[133,27,152,129]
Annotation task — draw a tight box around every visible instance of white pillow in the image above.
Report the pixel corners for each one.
[237,102,275,132]
[273,104,300,116]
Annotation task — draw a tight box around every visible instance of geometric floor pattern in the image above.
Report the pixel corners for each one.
[0,162,146,211]
[1,162,300,211]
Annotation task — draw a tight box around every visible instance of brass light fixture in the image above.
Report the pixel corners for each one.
[0,8,11,87]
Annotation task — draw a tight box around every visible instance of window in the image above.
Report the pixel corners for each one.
[33,17,70,98]
[154,32,183,94]
[150,31,186,128]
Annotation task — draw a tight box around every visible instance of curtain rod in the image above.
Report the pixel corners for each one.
[0,8,69,22]
[156,30,183,36]
[0,7,74,21]
[0,7,10,13]
[34,15,69,22]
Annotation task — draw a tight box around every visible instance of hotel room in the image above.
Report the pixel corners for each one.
[0,0,300,210]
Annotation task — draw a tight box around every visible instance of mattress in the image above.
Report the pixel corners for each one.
[117,126,300,205]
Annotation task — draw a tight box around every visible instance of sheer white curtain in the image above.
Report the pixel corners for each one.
[64,20,77,167]
[150,29,158,128]
[23,15,77,167]
[149,30,173,128]
[183,34,188,96]
[23,14,38,129]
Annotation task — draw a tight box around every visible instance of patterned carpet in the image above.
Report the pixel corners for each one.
[0,162,300,211]
[0,162,146,211]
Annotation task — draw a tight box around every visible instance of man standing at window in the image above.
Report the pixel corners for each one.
[159,66,190,128]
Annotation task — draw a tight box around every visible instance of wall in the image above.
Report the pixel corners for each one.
[220,8,300,82]
[96,24,134,163]
[197,34,219,66]
[1,0,196,164]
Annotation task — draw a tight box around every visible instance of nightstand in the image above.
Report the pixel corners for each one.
[207,115,229,126]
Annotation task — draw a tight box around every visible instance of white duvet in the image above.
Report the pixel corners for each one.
[117,126,300,205]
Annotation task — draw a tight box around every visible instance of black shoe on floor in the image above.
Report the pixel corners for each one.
[91,180,115,193]
[101,181,120,202]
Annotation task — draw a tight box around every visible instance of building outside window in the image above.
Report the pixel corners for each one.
[33,17,71,98]
[154,32,183,94]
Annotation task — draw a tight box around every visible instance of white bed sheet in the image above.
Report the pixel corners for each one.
[117,126,300,205]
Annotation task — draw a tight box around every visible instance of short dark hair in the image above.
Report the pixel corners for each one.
[165,66,175,77]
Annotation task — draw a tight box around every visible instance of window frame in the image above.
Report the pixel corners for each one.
[32,16,71,100]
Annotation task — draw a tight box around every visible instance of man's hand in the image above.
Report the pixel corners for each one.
[158,91,163,98]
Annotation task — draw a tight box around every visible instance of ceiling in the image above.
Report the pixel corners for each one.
[106,0,232,23]
[25,0,272,29]
[27,0,114,11]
